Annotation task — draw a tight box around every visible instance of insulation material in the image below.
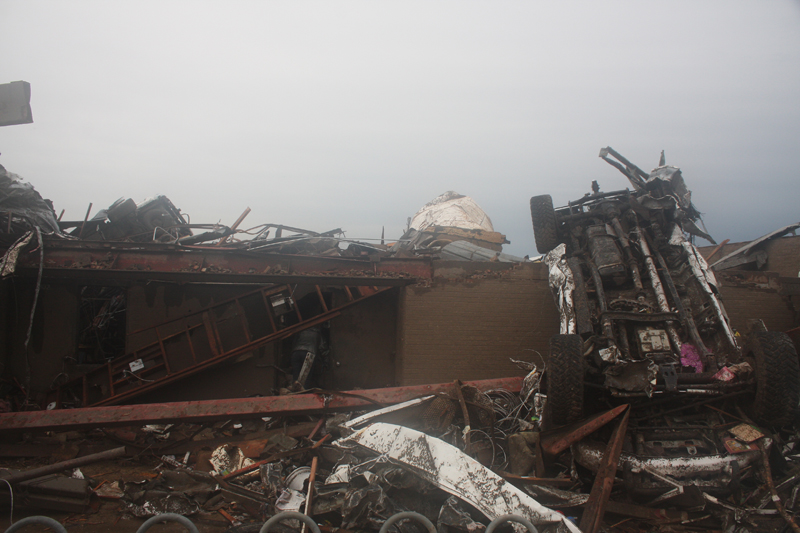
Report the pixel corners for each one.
[410,191,494,232]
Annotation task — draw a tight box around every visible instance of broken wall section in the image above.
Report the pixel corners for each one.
[700,234,800,342]
[124,283,400,402]
[395,260,800,387]
[700,234,800,277]
[714,271,797,334]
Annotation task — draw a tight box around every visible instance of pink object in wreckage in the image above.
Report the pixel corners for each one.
[680,344,704,373]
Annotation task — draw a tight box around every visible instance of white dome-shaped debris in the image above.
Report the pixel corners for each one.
[409,191,494,232]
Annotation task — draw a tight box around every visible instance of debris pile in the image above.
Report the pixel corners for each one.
[393,191,519,261]
[4,373,800,532]
[0,174,516,263]
[708,223,800,272]
[63,196,192,243]
[1,147,800,533]
[0,164,61,245]
[532,147,799,429]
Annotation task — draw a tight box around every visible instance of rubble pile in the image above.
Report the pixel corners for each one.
[1,147,800,533]
[4,375,800,532]
[0,170,518,263]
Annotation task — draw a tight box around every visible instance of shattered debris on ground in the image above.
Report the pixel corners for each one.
[3,373,800,533]
[1,147,800,533]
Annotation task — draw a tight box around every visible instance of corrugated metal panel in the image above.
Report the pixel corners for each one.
[440,240,524,262]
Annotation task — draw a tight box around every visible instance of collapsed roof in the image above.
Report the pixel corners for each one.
[0,164,61,243]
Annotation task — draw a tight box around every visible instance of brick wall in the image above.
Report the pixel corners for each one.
[3,281,79,397]
[763,237,800,278]
[715,271,797,333]
[396,262,559,385]
[396,262,798,387]
[700,234,800,278]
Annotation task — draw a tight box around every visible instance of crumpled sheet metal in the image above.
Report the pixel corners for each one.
[125,494,200,517]
[636,194,678,213]
[680,240,738,350]
[511,359,542,406]
[0,165,62,235]
[524,485,589,508]
[574,440,760,487]
[0,231,35,277]
[122,471,214,517]
[343,396,434,431]
[335,422,581,533]
[646,165,693,212]
[410,191,495,233]
[438,496,486,533]
[544,244,576,335]
[210,445,254,476]
[276,488,305,511]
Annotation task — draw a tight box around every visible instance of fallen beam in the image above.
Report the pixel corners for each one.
[541,404,628,456]
[10,239,433,285]
[0,377,522,433]
[0,446,127,484]
[579,405,630,533]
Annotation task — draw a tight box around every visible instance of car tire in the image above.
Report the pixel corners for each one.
[750,331,800,427]
[546,334,584,427]
[530,195,560,254]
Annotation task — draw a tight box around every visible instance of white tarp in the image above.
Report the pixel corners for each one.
[410,191,495,232]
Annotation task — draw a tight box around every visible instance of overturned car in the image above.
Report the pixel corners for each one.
[531,147,800,428]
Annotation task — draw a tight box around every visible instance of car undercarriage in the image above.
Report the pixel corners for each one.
[531,147,800,429]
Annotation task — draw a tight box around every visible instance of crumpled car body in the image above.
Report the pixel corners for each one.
[530,147,799,429]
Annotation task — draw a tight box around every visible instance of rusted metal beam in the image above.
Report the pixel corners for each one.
[11,239,433,283]
[496,473,574,487]
[540,404,628,456]
[0,377,522,433]
[22,269,415,287]
[578,405,630,533]
[0,446,127,484]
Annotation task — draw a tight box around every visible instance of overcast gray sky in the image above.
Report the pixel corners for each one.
[1,1,799,256]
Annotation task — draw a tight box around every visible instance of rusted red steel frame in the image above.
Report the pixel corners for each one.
[0,376,522,433]
[86,284,395,407]
[12,239,433,284]
[579,405,630,533]
[541,404,628,456]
